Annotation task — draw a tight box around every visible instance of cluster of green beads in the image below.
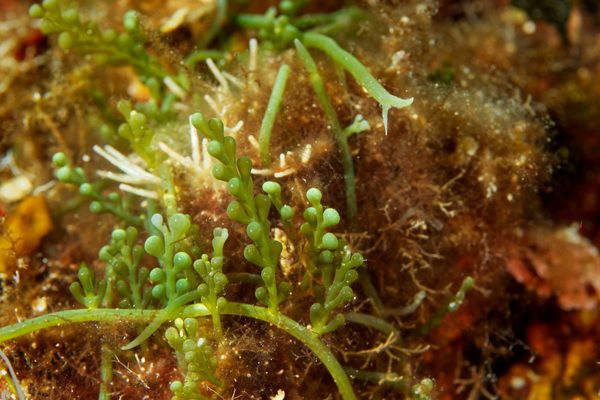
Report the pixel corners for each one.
[190,113,292,312]
[98,227,151,309]
[300,188,363,334]
[29,0,189,109]
[52,152,142,226]
[70,227,151,310]
[69,261,108,309]
[309,246,362,334]
[193,228,229,337]
[301,187,343,279]
[165,318,220,400]
[145,213,195,305]
[31,1,150,74]
[116,101,156,165]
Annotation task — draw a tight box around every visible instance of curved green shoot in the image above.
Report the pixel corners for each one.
[301,31,413,134]
[122,290,199,350]
[344,312,399,338]
[259,64,292,166]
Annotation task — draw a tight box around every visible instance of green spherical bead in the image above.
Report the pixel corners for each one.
[236,156,252,177]
[129,110,146,127]
[144,235,164,257]
[39,20,54,34]
[169,380,183,393]
[306,188,322,205]
[98,246,112,262]
[255,286,267,303]
[319,250,334,264]
[55,166,72,182]
[173,252,192,270]
[214,272,227,288]
[89,201,104,214]
[246,221,262,242]
[149,267,165,283]
[112,229,126,242]
[198,283,209,297]
[261,267,275,285]
[29,4,44,19]
[280,0,294,14]
[462,276,475,290]
[208,117,224,135]
[165,327,178,343]
[344,269,358,283]
[303,207,317,224]
[79,183,93,196]
[61,8,79,24]
[168,213,191,238]
[227,201,248,224]
[207,140,223,158]
[216,297,227,309]
[323,208,341,227]
[52,152,67,167]
[339,286,354,302]
[321,233,338,250]
[42,0,58,11]
[189,113,204,131]
[58,32,73,49]
[150,213,163,229]
[262,181,280,195]
[107,192,119,202]
[212,164,227,181]
[151,284,165,299]
[351,253,364,266]
[227,177,242,196]
[176,278,191,294]
[280,205,293,220]
[123,10,140,32]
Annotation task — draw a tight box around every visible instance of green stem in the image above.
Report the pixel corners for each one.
[0,309,157,343]
[301,31,412,110]
[211,306,223,340]
[128,258,143,309]
[293,8,361,31]
[358,268,385,314]
[344,368,408,392]
[344,312,398,338]
[159,163,178,217]
[301,31,413,134]
[294,39,357,223]
[259,64,291,166]
[236,8,276,30]
[0,303,357,400]
[184,50,226,67]
[98,344,113,400]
